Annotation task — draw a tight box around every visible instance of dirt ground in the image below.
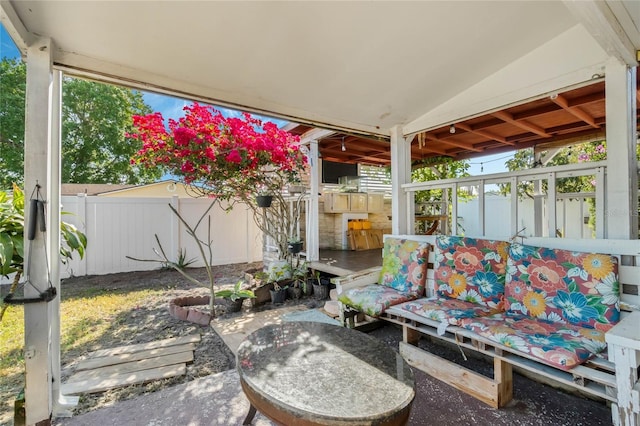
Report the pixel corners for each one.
[53,263,320,421]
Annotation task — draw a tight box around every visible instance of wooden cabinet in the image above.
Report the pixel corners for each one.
[367,194,384,212]
[349,193,368,212]
[324,192,384,213]
[324,193,350,213]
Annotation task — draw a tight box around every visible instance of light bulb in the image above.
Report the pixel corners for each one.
[449,124,456,134]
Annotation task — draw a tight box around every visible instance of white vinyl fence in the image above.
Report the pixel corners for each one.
[457,194,594,239]
[59,195,262,278]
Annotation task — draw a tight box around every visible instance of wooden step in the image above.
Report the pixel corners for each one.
[86,334,200,358]
[67,351,194,383]
[62,364,187,395]
[75,343,196,371]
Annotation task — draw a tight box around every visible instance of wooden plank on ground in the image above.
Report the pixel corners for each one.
[67,350,194,383]
[61,364,187,395]
[75,343,196,371]
[400,342,501,408]
[87,334,200,358]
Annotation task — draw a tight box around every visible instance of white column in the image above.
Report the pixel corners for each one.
[23,37,55,425]
[307,140,320,261]
[390,126,411,234]
[49,70,79,417]
[605,61,638,239]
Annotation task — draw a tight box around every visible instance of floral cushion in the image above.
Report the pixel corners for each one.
[378,238,429,297]
[338,285,417,317]
[434,235,508,307]
[460,313,607,371]
[505,243,620,331]
[398,297,503,326]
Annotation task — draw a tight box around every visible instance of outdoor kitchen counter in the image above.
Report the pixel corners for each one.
[237,321,415,425]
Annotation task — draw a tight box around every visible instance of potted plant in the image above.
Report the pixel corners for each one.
[287,239,303,254]
[215,281,256,313]
[312,269,330,300]
[288,261,308,299]
[267,260,291,304]
[270,281,289,304]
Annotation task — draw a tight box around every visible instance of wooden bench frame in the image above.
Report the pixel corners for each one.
[334,235,640,425]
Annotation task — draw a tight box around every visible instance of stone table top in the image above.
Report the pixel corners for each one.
[237,321,415,424]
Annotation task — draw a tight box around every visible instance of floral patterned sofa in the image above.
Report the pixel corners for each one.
[394,236,620,371]
[337,237,429,319]
[335,234,638,413]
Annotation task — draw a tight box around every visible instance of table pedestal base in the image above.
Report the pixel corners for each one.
[243,404,257,425]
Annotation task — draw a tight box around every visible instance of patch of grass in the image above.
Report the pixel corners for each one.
[0,288,165,425]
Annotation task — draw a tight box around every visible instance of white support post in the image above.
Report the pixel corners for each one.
[390,126,411,234]
[450,184,458,235]
[547,173,557,238]
[510,177,518,237]
[23,37,55,426]
[307,140,320,261]
[605,61,638,239]
[49,70,79,417]
[478,181,485,236]
[595,167,606,239]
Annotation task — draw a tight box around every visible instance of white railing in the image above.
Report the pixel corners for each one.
[403,161,610,240]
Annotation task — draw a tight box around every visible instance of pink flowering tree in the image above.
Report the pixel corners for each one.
[128,103,308,312]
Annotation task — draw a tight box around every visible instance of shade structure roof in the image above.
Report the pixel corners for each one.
[289,76,640,166]
[2,1,639,164]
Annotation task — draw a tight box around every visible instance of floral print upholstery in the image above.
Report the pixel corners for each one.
[505,243,620,331]
[338,285,416,317]
[434,235,508,307]
[398,297,503,326]
[378,237,429,297]
[460,313,607,370]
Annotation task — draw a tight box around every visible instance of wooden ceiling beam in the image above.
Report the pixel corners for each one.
[492,110,552,138]
[414,144,450,156]
[455,123,514,146]
[550,94,599,129]
[425,135,483,152]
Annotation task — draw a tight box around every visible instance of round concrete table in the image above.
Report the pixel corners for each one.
[237,321,415,425]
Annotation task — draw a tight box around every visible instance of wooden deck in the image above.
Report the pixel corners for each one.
[308,249,382,276]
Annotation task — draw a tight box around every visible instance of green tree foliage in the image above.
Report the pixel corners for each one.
[0,58,26,186]
[0,57,162,187]
[411,157,472,203]
[502,141,640,199]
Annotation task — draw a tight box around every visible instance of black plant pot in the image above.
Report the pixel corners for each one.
[256,195,273,208]
[226,298,244,313]
[287,241,303,254]
[313,284,330,300]
[270,288,287,304]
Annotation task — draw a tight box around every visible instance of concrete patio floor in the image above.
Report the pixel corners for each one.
[57,307,613,426]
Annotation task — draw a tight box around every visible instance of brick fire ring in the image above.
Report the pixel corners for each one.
[168,295,211,326]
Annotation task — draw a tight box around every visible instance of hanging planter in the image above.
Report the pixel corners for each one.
[287,241,303,254]
[256,195,273,208]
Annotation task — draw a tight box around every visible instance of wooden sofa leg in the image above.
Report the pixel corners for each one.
[495,358,513,407]
[403,326,420,345]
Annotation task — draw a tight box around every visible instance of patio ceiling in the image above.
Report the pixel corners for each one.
[3,1,637,143]
[290,75,640,166]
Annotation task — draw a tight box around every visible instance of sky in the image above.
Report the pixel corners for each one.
[1,23,513,175]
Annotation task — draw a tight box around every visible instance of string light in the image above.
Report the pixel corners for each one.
[341,136,346,152]
[449,124,456,134]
